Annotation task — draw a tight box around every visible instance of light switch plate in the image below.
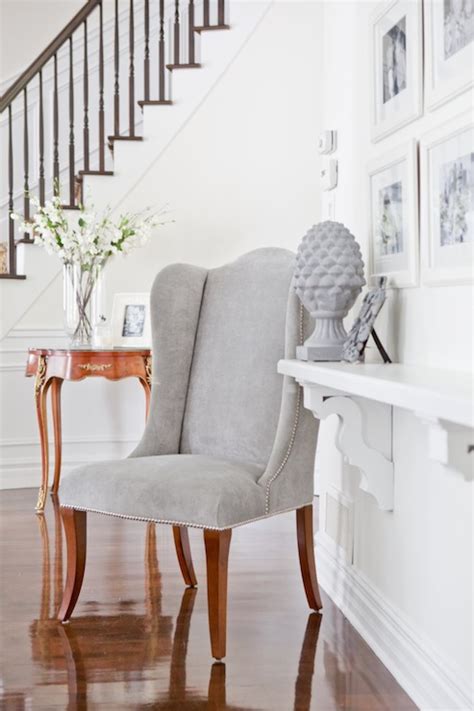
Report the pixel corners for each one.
[321,158,338,190]
[318,130,337,154]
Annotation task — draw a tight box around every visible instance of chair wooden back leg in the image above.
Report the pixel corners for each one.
[173,526,198,587]
[296,505,323,611]
[203,528,232,660]
[57,508,87,622]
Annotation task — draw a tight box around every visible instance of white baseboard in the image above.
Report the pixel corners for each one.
[316,531,472,711]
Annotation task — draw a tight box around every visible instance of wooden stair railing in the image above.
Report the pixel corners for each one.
[0,0,230,279]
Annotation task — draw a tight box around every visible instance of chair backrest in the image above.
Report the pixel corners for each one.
[180,248,294,469]
[133,248,297,471]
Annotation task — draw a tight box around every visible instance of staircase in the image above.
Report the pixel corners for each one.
[0,0,232,279]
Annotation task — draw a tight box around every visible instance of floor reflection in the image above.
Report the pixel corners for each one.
[28,499,322,710]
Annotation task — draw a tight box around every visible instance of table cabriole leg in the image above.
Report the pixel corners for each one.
[35,362,51,513]
[51,378,64,495]
[139,376,151,421]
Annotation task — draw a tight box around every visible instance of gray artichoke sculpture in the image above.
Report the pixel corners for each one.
[294,221,366,361]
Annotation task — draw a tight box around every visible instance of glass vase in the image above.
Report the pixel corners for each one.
[63,263,105,347]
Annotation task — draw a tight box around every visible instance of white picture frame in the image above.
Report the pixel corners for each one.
[371,0,423,142]
[424,0,474,111]
[111,292,151,347]
[368,139,419,288]
[420,112,474,285]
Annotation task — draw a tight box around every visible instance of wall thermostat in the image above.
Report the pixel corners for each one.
[321,159,338,191]
[318,130,337,155]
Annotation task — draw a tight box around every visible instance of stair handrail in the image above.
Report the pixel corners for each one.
[0,0,100,113]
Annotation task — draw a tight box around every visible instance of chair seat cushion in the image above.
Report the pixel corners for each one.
[59,454,266,529]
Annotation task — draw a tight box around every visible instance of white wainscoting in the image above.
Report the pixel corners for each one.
[0,328,143,490]
[316,530,472,711]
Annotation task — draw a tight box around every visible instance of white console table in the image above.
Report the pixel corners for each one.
[278,360,473,511]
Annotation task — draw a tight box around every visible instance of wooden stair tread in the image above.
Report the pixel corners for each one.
[194,24,230,32]
[78,170,114,177]
[138,100,173,107]
[107,135,143,142]
[166,63,201,70]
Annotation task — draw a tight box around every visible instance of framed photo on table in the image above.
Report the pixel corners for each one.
[420,112,474,285]
[424,0,474,110]
[371,0,422,141]
[111,293,151,347]
[368,140,419,287]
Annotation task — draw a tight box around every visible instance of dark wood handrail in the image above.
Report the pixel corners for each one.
[0,0,100,113]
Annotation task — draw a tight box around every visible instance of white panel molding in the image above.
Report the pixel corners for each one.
[0,327,140,490]
[0,327,65,370]
[316,531,472,711]
[0,436,139,490]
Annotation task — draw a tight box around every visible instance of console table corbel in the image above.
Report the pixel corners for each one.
[278,360,474,511]
[26,348,152,513]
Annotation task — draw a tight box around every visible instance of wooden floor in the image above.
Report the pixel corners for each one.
[0,489,417,710]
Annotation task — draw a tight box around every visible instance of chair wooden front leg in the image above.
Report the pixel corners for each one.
[296,505,322,611]
[57,508,87,622]
[173,526,198,587]
[203,529,232,660]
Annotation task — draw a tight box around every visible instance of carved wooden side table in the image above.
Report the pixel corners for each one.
[25,348,152,513]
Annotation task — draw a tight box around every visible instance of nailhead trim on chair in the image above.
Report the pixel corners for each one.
[263,303,305,514]
[66,303,308,526]
[59,500,314,531]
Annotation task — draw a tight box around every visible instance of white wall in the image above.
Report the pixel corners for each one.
[0,1,84,84]
[315,1,473,708]
[0,1,324,483]
[0,0,122,85]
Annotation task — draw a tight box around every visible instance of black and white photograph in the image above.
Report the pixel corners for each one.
[122,304,146,337]
[425,0,474,108]
[439,152,474,246]
[444,0,474,59]
[368,140,418,287]
[111,293,151,346]
[421,115,474,284]
[376,181,404,255]
[383,17,407,103]
[371,0,422,141]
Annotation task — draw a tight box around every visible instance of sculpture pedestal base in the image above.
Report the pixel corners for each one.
[297,315,347,362]
[296,344,343,362]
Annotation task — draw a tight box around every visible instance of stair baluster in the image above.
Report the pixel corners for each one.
[129,0,135,137]
[159,0,166,101]
[39,71,45,206]
[174,0,180,65]
[203,0,210,28]
[114,0,120,136]
[218,0,225,26]
[8,106,17,275]
[83,20,90,173]
[53,54,60,195]
[23,88,31,239]
[188,0,195,65]
[68,37,76,207]
[144,0,150,100]
[99,0,105,172]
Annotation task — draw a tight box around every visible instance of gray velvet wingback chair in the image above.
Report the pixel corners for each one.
[58,248,322,659]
